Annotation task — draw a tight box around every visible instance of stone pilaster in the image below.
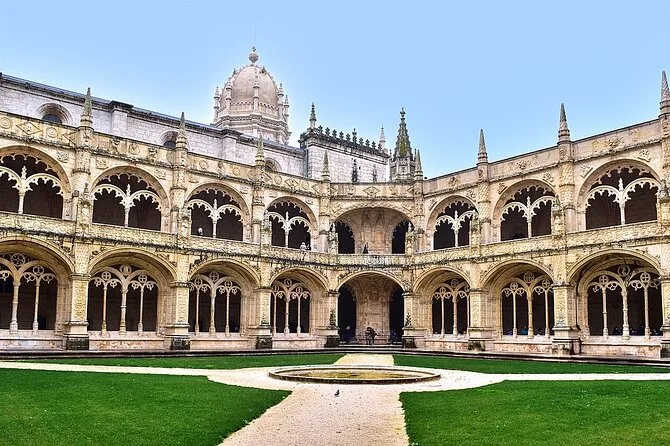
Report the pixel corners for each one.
[467,288,493,350]
[401,291,424,348]
[659,277,670,357]
[163,281,191,350]
[551,283,581,355]
[318,290,340,347]
[62,273,91,350]
[247,286,272,349]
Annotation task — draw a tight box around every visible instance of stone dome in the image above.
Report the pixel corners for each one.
[227,48,280,112]
[213,47,290,144]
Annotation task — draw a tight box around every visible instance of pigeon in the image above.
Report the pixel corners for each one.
[334,389,340,397]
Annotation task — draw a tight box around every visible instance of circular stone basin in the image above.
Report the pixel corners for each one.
[269,365,440,384]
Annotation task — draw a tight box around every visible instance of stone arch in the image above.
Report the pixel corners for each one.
[87,248,176,334]
[36,103,74,126]
[264,158,281,173]
[576,160,660,229]
[482,259,554,290]
[186,183,249,240]
[0,145,72,195]
[158,131,178,148]
[576,159,661,205]
[187,261,254,335]
[270,267,329,293]
[567,249,661,284]
[92,166,169,205]
[413,267,471,337]
[494,180,556,241]
[426,195,477,231]
[91,166,169,231]
[427,196,478,249]
[334,206,412,254]
[0,238,75,334]
[266,197,317,249]
[270,268,326,335]
[337,270,406,291]
[571,252,662,338]
[88,247,176,287]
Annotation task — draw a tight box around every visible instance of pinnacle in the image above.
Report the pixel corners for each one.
[79,87,93,127]
[558,103,570,142]
[662,70,669,101]
[477,129,488,163]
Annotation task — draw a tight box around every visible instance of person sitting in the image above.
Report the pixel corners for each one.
[520,326,528,336]
[299,242,307,250]
[613,326,622,335]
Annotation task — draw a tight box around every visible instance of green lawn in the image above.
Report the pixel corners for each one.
[0,369,288,446]
[394,354,670,374]
[401,380,670,446]
[24,353,343,369]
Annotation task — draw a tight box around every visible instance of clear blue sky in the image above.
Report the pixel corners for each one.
[1,1,668,178]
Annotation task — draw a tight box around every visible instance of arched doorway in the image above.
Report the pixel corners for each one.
[338,273,404,344]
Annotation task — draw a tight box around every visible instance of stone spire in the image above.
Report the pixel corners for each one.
[309,103,317,129]
[80,87,93,128]
[558,103,571,143]
[255,135,265,167]
[321,151,330,181]
[379,126,386,151]
[414,150,423,181]
[176,112,188,150]
[394,108,412,159]
[661,70,670,117]
[477,129,488,164]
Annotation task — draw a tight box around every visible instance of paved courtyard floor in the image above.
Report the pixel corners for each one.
[2,355,670,446]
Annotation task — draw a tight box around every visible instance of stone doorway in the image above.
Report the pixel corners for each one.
[338,274,403,344]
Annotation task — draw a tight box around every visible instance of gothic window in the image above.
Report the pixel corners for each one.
[500,271,554,337]
[585,265,661,338]
[187,189,243,240]
[0,253,58,333]
[161,131,177,149]
[42,114,62,124]
[500,185,554,241]
[335,221,355,253]
[87,264,158,333]
[92,173,162,230]
[432,278,469,336]
[188,272,242,334]
[270,278,311,334]
[433,201,477,249]
[266,201,311,249]
[585,166,658,229]
[0,154,63,218]
[391,220,410,254]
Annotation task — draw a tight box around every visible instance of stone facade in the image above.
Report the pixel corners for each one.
[0,57,669,358]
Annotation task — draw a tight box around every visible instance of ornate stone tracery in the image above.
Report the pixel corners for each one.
[270,278,311,335]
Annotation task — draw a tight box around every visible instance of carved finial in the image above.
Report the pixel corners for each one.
[309,103,317,129]
[558,103,571,143]
[321,151,330,181]
[379,126,386,151]
[214,86,220,98]
[477,129,488,164]
[255,135,265,166]
[176,112,188,150]
[80,87,93,128]
[249,46,259,64]
[661,70,670,116]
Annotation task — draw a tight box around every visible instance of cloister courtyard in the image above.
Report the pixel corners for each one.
[2,351,670,445]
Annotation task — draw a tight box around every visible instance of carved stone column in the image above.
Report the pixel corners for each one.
[62,273,91,350]
[316,290,340,347]
[659,277,670,357]
[467,288,493,350]
[246,286,272,349]
[401,291,425,348]
[162,281,191,350]
[551,283,581,355]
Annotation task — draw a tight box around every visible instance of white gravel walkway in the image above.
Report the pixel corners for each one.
[3,354,670,446]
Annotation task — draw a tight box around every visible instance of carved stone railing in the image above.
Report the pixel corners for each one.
[0,212,75,236]
[335,253,406,268]
[86,223,177,247]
